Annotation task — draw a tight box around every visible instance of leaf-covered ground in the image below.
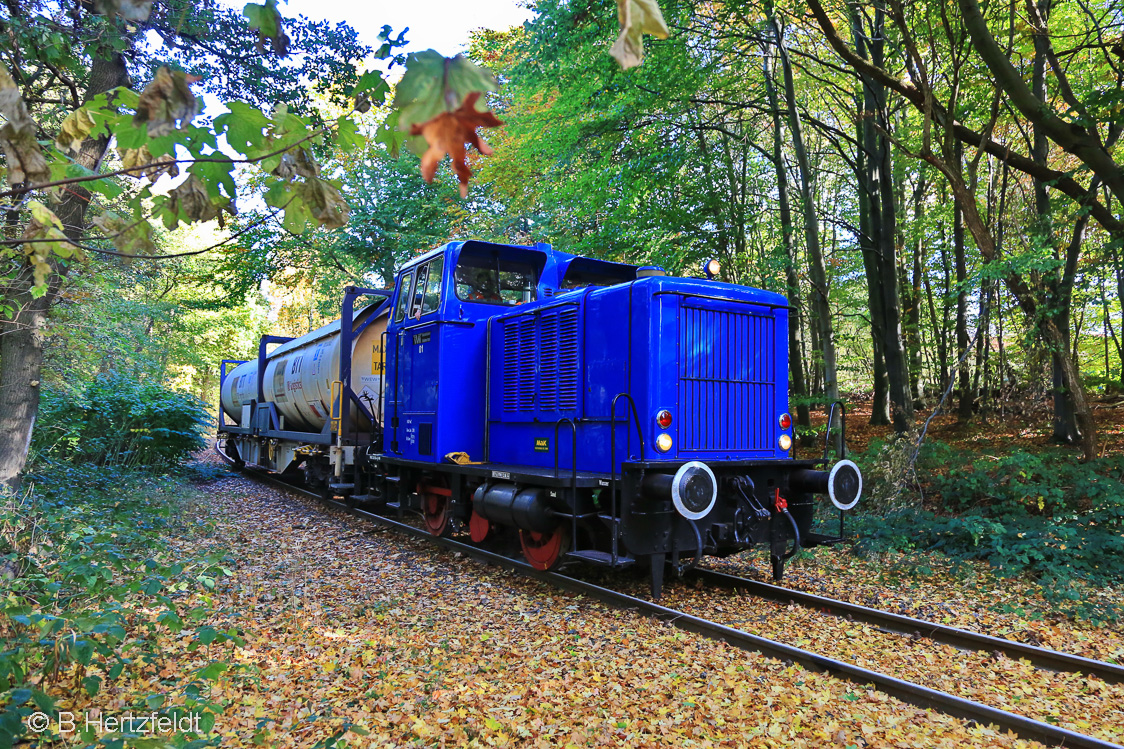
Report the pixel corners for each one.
[659,556,1124,743]
[708,551,1124,663]
[40,460,1104,748]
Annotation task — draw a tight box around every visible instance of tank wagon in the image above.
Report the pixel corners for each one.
[218,241,861,596]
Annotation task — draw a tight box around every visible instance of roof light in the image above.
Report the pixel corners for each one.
[704,259,721,279]
[656,409,673,429]
[656,433,673,453]
[779,413,792,430]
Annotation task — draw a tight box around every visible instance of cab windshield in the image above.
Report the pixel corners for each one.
[455,250,537,306]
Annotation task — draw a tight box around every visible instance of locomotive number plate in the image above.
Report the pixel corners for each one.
[491,471,511,480]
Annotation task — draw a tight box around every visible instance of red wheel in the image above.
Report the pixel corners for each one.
[469,510,491,543]
[419,481,452,536]
[519,525,569,570]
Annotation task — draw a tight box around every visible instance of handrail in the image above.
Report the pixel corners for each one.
[822,400,848,462]
[609,392,645,565]
[553,418,579,552]
[652,289,791,311]
[218,359,246,430]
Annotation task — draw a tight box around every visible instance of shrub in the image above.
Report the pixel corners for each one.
[31,373,210,470]
[0,471,235,746]
[848,441,1124,621]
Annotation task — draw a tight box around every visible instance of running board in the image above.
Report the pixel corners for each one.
[564,550,636,567]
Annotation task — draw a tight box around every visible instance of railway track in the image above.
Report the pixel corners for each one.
[686,567,1124,685]
[217,449,1122,749]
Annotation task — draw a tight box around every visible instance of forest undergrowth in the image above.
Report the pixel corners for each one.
[812,394,1124,624]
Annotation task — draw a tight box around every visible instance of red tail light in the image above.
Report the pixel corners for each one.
[779,413,792,429]
[657,410,673,429]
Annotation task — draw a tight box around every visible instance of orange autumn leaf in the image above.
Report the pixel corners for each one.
[409,92,502,198]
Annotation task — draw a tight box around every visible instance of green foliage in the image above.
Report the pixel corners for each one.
[0,469,239,747]
[31,374,209,469]
[849,442,1124,621]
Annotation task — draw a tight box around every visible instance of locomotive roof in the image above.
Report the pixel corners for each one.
[399,240,556,273]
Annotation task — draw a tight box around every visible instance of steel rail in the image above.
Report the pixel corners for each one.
[689,567,1124,684]
[216,451,1122,749]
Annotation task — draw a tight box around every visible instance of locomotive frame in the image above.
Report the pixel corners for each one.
[218,241,861,596]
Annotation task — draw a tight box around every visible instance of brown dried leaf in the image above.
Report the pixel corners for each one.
[610,0,670,70]
[118,145,179,181]
[165,174,233,226]
[298,178,348,229]
[0,63,50,187]
[408,92,502,198]
[93,0,153,21]
[272,147,320,181]
[134,67,199,137]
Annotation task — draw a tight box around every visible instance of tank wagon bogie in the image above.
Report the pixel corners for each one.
[218,241,862,596]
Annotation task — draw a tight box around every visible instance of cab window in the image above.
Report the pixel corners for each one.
[455,253,537,306]
[421,256,444,314]
[410,263,429,318]
[561,258,636,289]
[393,270,414,323]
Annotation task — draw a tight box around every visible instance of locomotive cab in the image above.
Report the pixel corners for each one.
[383,241,552,463]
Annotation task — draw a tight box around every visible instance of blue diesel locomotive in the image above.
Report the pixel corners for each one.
[218,241,861,596]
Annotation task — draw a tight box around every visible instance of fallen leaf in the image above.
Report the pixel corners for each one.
[409,92,502,197]
[610,0,670,70]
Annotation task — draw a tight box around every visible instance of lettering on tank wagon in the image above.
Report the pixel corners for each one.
[372,343,384,374]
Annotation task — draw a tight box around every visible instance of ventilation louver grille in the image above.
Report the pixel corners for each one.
[679,305,775,451]
[501,307,580,414]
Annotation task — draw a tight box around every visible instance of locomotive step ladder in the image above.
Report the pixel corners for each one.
[551,396,646,570]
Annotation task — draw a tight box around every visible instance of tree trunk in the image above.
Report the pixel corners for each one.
[953,193,973,421]
[906,170,928,407]
[855,115,890,425]
[0,51,129,491]
[763,49,812,435]
[769,5,840,410]
[944,167,1099,459]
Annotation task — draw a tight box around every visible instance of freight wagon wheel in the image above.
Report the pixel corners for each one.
[519,525,570,571]
[420,480,452,537]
